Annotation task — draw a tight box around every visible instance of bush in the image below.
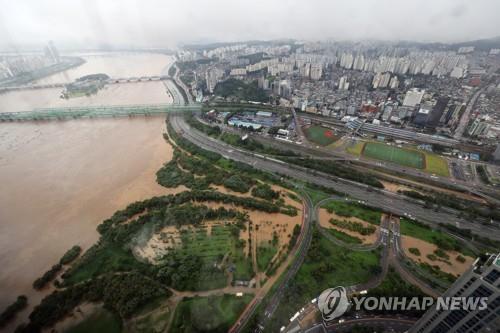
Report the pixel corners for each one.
[288,224,301,251]
[0,295,28,328]
[409,248,421,256]
[434,248,450,260]
[33,264,62,290]
[22,272,168,332]
[456,255,466,263]
[214,78,267,102]
[223,175,252,193]
[426,254,437,261]
[251,183,279,201]
[329,219,376,235]
[59,245,82,265]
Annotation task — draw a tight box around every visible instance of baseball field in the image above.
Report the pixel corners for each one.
[304,125,339,146]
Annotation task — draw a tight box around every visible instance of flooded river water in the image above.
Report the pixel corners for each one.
[0,53,176,316]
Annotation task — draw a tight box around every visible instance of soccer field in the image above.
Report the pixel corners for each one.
[362,142,425,169]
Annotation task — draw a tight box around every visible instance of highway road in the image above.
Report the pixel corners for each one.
[389,218,443,298]
[228,192,314,333]
[196,114,499,228]
[213,112,499,205]
[323,316,416,332]
[454,88,483,140]
[283,205,392,333]
[315,197,388,252]
[169,113,500,241]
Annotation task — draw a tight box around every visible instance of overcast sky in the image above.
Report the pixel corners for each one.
[1,0,499,50]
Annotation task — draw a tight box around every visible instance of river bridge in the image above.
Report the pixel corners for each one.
[0,104,201,122]
[0,75,172,93]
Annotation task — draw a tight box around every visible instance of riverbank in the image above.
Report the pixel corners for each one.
[0,117,176,331]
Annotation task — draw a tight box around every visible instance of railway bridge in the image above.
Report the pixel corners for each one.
[0,75,171,93]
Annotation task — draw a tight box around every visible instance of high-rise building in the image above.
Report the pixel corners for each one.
[205,68,223,93]
[389,75,399,89]
[468,118,491,137]
[310,65,322,80]
[340,53,354,69]
[410,253,500,333]
[403,88,425,107]
[299,63,311,78]
[338,76,349,91]
[353,54,365,71]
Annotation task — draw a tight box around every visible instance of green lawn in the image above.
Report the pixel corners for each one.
[128,297,171,333]
[399,218,474,257]
[63,242,147,285]
[257,245,278,272]
[423,152,450,177]
[346,141,365,155]
[327,228,362,244]
[178,224,253,284]
[178,226,232,264]
[302,186,331,205]
[265,230,380,331]
[176,225,254,282]
[362,142,424,169]
[65,308,121,333]
[321,200,382,225]
[304,125,339,146]
[170,294,253,332]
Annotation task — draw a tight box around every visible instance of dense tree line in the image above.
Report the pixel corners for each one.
[186,113,222,137]
[399,189,500,221]
[439,223,500,250]
[364,268,428,317]
[59,245,81,265]
[156,253,205,290]
[223,174,252,193]
[288,224,302,251]
[214,78,267,102]
[281,157,384,188]
[220,132,299,157]
[0,295,27,328]
[167,118,288,187]
[19,272,168,333]
[33,264,62,290]
[251,183,279,201]
[329,218,376,235]
[97,189,293,241]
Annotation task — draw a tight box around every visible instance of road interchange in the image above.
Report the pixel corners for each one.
[169,113,500,241]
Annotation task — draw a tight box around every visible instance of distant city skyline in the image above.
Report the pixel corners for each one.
[1,0,500,50]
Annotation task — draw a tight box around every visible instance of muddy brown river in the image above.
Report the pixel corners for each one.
[0,53,177,328]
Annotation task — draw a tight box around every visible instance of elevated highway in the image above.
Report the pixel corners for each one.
[169,113,500,241]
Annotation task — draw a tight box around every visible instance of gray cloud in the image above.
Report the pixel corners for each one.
[0,0,499,50]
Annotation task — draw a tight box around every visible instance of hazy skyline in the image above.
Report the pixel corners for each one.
[1,0,499,50]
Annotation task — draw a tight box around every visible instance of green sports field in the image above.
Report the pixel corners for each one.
[304,125,339,146]
[362,142,425,169]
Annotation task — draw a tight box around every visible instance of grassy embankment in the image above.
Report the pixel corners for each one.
[171,294,253,332]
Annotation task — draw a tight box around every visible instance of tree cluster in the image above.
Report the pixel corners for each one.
[20,272,168,333]
[0,295,27,328]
